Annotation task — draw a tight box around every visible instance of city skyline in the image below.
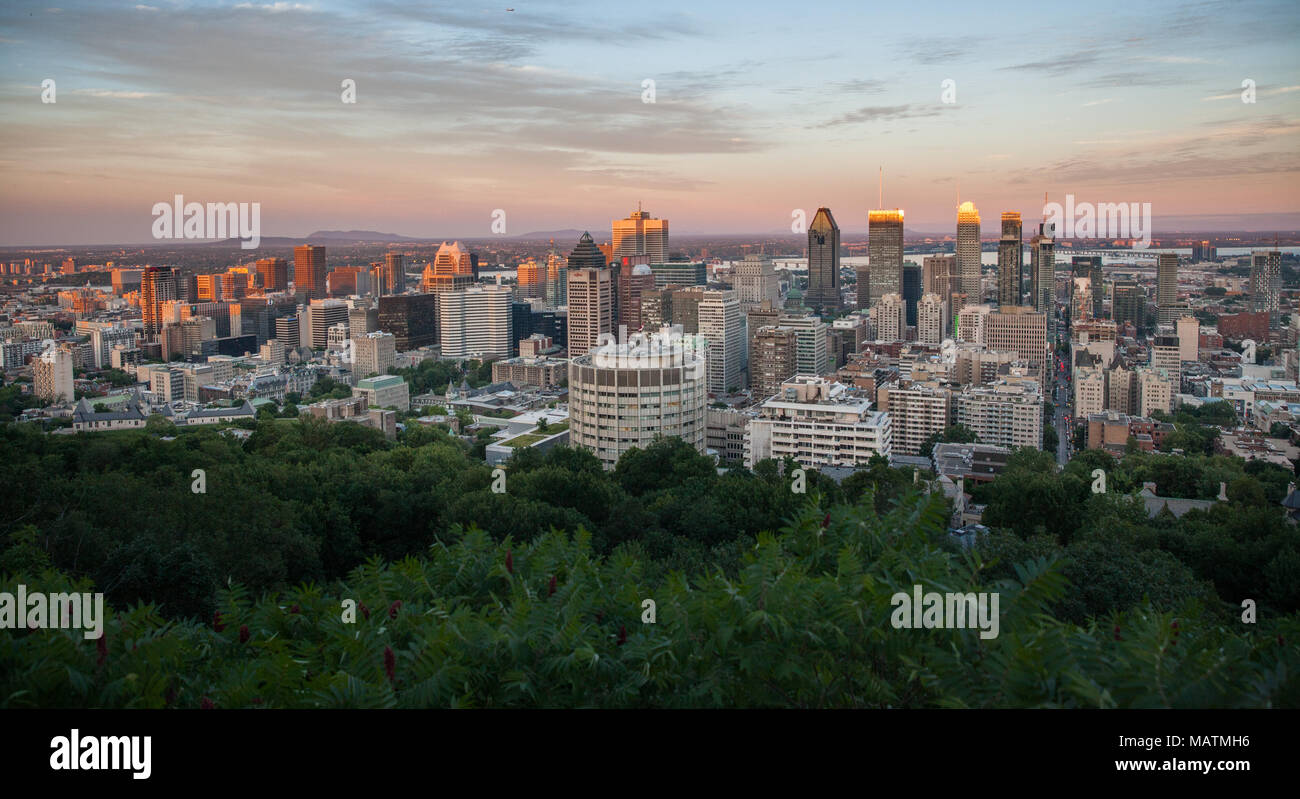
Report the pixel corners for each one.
[2,0,1299,246]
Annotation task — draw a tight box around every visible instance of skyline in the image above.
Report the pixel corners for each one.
[2,0,1299,245]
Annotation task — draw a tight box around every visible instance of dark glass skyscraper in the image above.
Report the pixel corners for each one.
[902,263,921,327]
[1072,256,1104,319]
[997,212,1022,308]
[806,207,841,313]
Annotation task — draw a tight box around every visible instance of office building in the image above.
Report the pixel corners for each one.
[353,374,410,412]
[377,293,438,351]
[867,209,904,309]
[567,261,613,357]
[438,285,514,359]
[352,331,396,377]
[1250,250,1282,330]
[567,330,707,469]
[294,244,327,300]
[751,326,798,399]
[997,211,1022,307]
[956,202,981,300]
[698,289,743,394]
[875,293,905,343]
[806,207,842,312]
[612,206,669,264]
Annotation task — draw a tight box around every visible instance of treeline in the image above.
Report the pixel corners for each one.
[4,497,1296,708]
[975,447,1300,621]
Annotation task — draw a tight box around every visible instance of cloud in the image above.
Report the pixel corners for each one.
[814,104,951,128]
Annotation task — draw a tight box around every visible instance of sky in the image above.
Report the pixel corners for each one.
[1,0,1298,245]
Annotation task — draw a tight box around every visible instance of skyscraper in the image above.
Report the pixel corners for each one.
[612,206,669,264]
[140,266,178,339]
[545,248,567,307]
[1156,253,1179,324]
[918,293,943,345]
[866,209,904,309]
[433,241,474,276]
[1029,222,1055,337]
[1250,250,1282,330]
[875,293,904,343]
[697,289,743,394]
[733,253,780,312]
[902,263,921,328]
[1072,256,1104,320]
[956,202,981,300]
[567,231,607,270]
[1112,280,1146,329]
[255,257,289,293]
[294,245,327,300]
[438,285,514,359]
[805,208,842,313]
[566,239,612,357]
[997,211,1022,308]
[383,252,405,294]
[517,259,546,300]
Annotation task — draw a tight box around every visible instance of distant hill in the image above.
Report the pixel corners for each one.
[512,229,588,241]
[304,230,420,242]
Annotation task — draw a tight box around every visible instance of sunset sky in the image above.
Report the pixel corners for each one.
[2,0,1298,245]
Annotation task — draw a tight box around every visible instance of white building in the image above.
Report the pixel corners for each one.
[744,376,891,468]
[918,293,943,345]
[875,293,905,343]
[34,347,75,403]
[697,289,743,394]
[957,380,1044,450]
[438,284,514,359]
[567,329,708,469]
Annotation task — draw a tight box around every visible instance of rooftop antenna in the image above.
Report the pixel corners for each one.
[878,166,883,210]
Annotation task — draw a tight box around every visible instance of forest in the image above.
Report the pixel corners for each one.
[1,417,1297,707]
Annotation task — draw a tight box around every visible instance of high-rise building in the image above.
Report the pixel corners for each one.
[568,331,707,469]
[697,289,743,394]
[806,207,842,313]
[750,326,798,399]
[255,258,288,292]
[1250,250,1282,330]
[566,263,613,358]
[1136,367,1173,416]
[294,245,328,300]
[1112,280,1145,329]
[89,326,135,369]
[433,241,475,276]
[567,231,608,271]
[305,299,349,350]
[779,313,829,377]
[957,380,1044,450]
[351,331,396,377]
[867,209,904,309]
[956,202,982,300]
[997,212,1022,308]
[985,306,1048,385]
[274,315,300,348]
[383,253,404,295]
[438,285,514,359]
[1029,222,1056,337]
[1156,253,1180,324]
[1177,315,1199,363]
[140,266,178,339]
[1151,333,1182,393]
[111,268,143,295]
[196,274,223,302]
[877,381,951,456]
[34,347,75,403]
[918,293,944,345]
[744,376,892,468]
[1192,240,1218,263]
[734,254,780,312]
[617,261,656,331]
[1072,256,1104,320]
[612,206,669,264]
[545,249,567,307]
[902,263,921,328]
[517,258,546,300]
[377,293,438,351]
[875,293,905,343]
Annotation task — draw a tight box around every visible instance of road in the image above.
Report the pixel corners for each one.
[1051,329,1072,466]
